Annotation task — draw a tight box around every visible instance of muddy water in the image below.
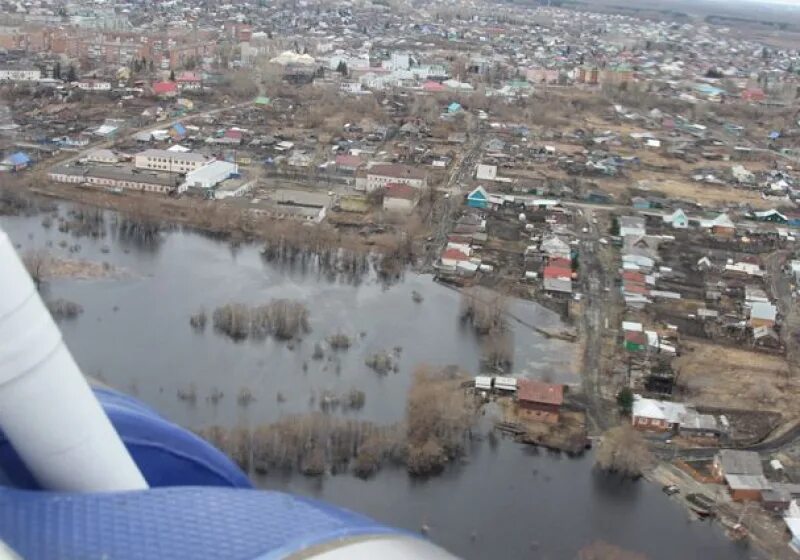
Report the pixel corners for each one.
[0,207,757,560]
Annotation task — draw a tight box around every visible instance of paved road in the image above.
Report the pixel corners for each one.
[765,250,800,366]
[424,130,486,267]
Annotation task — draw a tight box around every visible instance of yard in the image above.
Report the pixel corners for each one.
[674,340,798,422]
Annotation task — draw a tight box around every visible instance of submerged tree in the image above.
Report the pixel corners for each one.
[22,250,51,290]
[595,425,654,478]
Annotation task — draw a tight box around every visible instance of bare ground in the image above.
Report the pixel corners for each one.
[674,340,798,421]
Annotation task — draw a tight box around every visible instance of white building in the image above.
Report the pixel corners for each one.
[476,164,497,181]
[0,69,41,81]
[359,163,427,192]
[182,160,238,191]
[134,149,209,174]
[214,180,255,200]
[84,149,119,164]
[382,183,419,213]
[76,80,112,91]
[48,164,176,194]
[339,82,363,94]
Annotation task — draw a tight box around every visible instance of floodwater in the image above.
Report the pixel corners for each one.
[0,206,759,560]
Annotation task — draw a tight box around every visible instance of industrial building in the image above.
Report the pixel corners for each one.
[181,160,239,191]
[48,164,178,194]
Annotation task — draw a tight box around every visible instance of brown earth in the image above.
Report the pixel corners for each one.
[673,340,797,421]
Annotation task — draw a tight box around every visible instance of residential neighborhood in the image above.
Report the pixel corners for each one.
[2,0,800,557]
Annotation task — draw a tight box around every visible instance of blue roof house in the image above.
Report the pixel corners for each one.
[467,186,488,209]
[2,152,31,171]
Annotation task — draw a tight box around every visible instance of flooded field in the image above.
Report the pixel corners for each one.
[0,204,758,560]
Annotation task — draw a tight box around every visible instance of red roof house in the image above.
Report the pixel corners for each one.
[548,257,572,270]
[335,154,364,171]
[517,379,565,424]
[384,183,418,200]
[153,81,178,97]
[422,80,446,92]
[440,248,469,267]
[543,265,572,280]
[741,88,765,102]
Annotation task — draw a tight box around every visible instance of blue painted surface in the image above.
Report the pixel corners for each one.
[0,387,251,490]
[4,152,31,167]
[467,186,488,209]
[0,486,406,560]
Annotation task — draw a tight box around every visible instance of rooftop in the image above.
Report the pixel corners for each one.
[517,379,564,406]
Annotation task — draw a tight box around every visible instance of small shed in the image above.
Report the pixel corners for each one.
[474,376,492,391]
[493,376,517,392]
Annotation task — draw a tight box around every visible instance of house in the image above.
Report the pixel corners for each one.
[362,163,427,192]
[76,79,112,92]
[624,330,647,353]
[741,88,765,102]
[762,484,800,513]
[516,379,564,424]
[476,164,497,181]
[541,236,571,260]
[383,183,419,213]
[152,81,178,98]
[677,409,723,439]
[619,216,646,237]
[662,209,688,229]
[543,265,573,295]
[176,71,202,91]
[712,450,769,502]
[732,165,755,184]
[287,152,312,167]
[335,154,364,173]
[467,186,488,209]
[751,209,787,224]
[702,213,735,237]
[169,123,187,141]
[1,152,31,171]
[440,248,470,267]
[422,80,446,92]
[750,301,777,328]
[631,395,684,431]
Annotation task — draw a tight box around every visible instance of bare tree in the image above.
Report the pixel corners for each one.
[406,365,474,475]
[22,250,51,291]
[595,425,654,478]
[460,287,507,334]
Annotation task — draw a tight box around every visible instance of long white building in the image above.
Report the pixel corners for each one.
[181,160,238,191]
[358,163,427,192]
[0,69,41,82]
[134,149,209,174]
